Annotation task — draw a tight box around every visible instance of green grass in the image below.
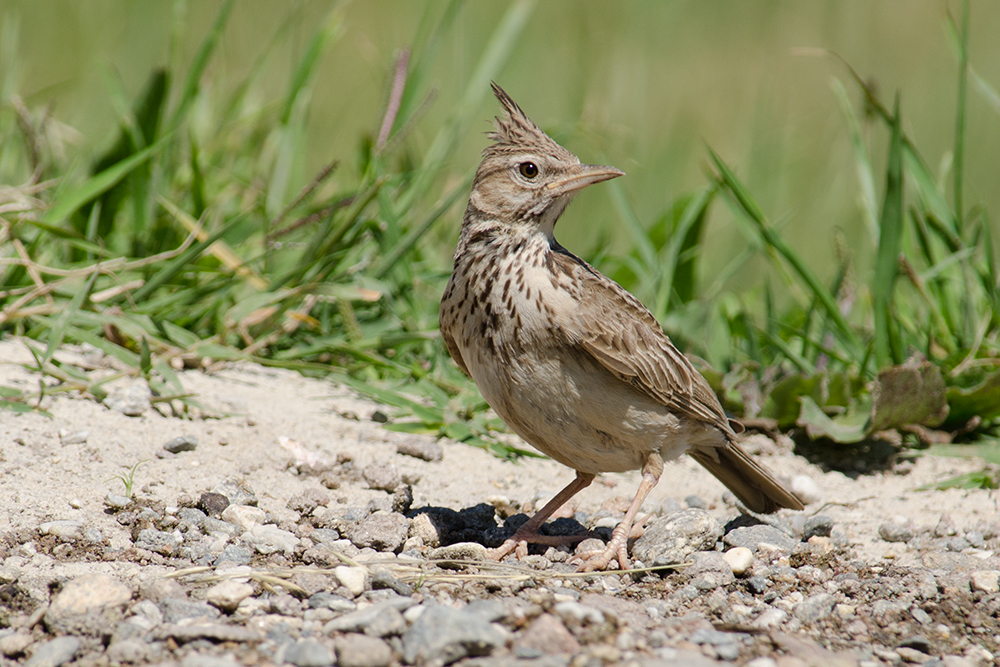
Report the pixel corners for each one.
[1,2,999,483]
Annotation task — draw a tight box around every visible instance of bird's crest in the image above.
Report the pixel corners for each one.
[487,82,573,159]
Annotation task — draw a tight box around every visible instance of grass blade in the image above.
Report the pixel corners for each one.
[873,95,905,368]
[708,147,863,362]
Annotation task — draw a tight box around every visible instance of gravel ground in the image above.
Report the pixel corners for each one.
[1,337,998,667]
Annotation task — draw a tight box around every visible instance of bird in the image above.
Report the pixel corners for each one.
[439,83,803,571]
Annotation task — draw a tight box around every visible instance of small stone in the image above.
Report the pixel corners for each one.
[198,493,230,517]
[164,435,198,453]
[970,570,1000,593]
[212,477,258,506]
[793,592,836,624]
[39,520,84,542]
[896,646,929,663]
[0,632,33,657]
[105,493,133,509]
[396,439,443,462]
[270,593,304,616]
[205,580,254,613]
[288,488,331,514]
[686,551,736,589]
[155,622,260,643]
[105,638,149,664]
[790,475,822,504]
[59,430,89,445]
[753,608,787,629]
[723,547,754,576]
[335,634,393,667]
[24,637,80,667]
[214,544,253,567]
[684,495,707,509]
[44,573,133,636]
[746,575,769,595]
[245,524,298,555]
[160,598,221,624]
[513,613,580,656]
[139,577,187,602]
[363,464,401,492]
[724,524,797,552]
[103,382,152,416]
[220,504,265,530]
[345,511,409,552]
[371,570,414,596]
[553,600,605,625]
[803,515,834,540]
[323,598,416,634]
[283,638,334,667]
[334,566,369,597]
[427,542,488,564]
[632,509,722,565]
[134,529,183,555]
[309,592,356,613]
[402,604,505,665]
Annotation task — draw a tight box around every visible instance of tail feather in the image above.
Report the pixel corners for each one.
[689,442,804,513]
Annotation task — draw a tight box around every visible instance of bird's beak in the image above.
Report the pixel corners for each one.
[546,164,625,196]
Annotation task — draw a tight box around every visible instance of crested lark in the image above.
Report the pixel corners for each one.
[440,83,803,571]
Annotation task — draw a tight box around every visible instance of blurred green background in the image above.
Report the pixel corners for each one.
[4,0,998,288]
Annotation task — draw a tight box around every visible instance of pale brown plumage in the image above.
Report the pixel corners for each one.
[439,83,802,571]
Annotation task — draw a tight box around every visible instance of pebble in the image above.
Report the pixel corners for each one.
[345,511,409,552]
[23,637,80,667]
[212,477,258,506]
[103,382,152,416]
[105,493,133,509]
[553,600,605,625]
[396,439,443,462]
[793,592,836,624]
[134,528,183,555]
[401,604,505,665]
[363,464,401,492]
[724,524,797,552]
[282,638,334,667]
[214,544,253,567]
[245,524,299,555]
[198,492,231,517]
[723,547,754,576]
[790,475,822,504]
[287,488,331,514]
[803,514,834,540]
[0,632,33,657]
[206,580,254,613]
[160,598,222,624]
[879,521,915,543]
[39,520,84,542]
[44,573,133,635]
[427,542,488,564]
[309,592,356,613]
[896,646,929,663]
[164,434,198,453]
[686,551,735,589]
[335,633,394,667]
[105,638,149,664]
[323,598,415,634]
[746,575,769,595]
[513,613,580,655]
[220,504,266,530]
[753,608,788,629]
[334,565,369,597]
[970,570,1000,593]
[631,509,722,565]
[58,429,89,445]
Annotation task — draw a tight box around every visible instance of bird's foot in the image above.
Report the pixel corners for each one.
[487,530,591,562]
[572,519,645,572]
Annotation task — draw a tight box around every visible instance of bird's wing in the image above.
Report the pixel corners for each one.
[440,316,472,379]
[559,252,733,432]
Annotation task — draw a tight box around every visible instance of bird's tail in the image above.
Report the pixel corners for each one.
[689,441,804,513]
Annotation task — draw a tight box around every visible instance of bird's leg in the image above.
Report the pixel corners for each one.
[487,471,595,561]
[576,452,663,572]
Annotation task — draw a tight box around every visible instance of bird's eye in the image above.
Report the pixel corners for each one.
[518,162,539,179]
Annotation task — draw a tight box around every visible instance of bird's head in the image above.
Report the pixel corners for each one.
[466,83,624,239]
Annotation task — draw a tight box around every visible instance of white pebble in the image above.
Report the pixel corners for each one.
[206,580,255,613]
[970,570,1000,594]
[723,547,754,576]
[790,475,822,505]
[220,504,266,530]
[334,565,368,597]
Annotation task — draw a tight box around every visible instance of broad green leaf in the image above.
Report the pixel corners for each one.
[797,396,868,443]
